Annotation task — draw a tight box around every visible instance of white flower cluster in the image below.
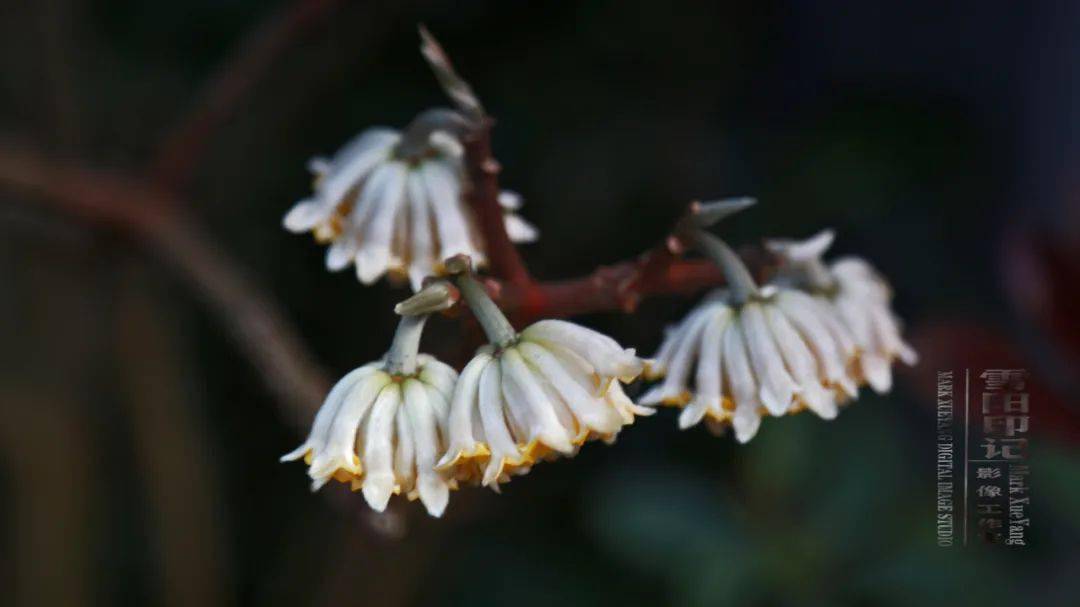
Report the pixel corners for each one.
[279,31,919,519]
[280,353,459,516]
[641,226,916,443]
[438,320,649,487]
[282,281,649,517]
[283,123,536,291]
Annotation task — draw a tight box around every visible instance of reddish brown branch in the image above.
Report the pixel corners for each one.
[420,30,531,288]
[501,246,727,323]
[150,0,345,190]
[464,119,532,287]
[0,141,330,425]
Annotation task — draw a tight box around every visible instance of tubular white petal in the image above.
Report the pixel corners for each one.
[330,128,399,167]
[678,402,710,429]
[406,171,434,290]
[438,350,492,468]
[360,384,402,512]
[763,306,837,419]
[421,160,478,260]
[518,342,623,435]
[497,190,523,210]
[740,303,800,416]
[722,319,759,415]
[355,162,408,284]
[280,364,379,462]
[522,319,643,381]
[870,304,919,367]
[763,306,818,383]
[656,305,716,402]
[283,199,327,232]
[417,355,458,402]
[647,307,704,378]
[692,307,730,420]
[279,444,312,464]
[428,130,464,158]
[423,383,450,439]
[530,367,581,438]
[638,384,674,407]
[389,191,409,272]
[776,291,850,391]
[605,381,653,421]
[404,379,450,517]
[504,214,539,243]
[319,129,400,207]
[348,162,396,233]
[498,376,533,445]
[309,371,391,481]
[862,352,893,393]
[733,404,762,443]
[802,381,839,419]
[832,257,891,300]
[809,296,857,359]
[356,248,389,284]
[393,401,416,494]
[478,361,519,486]
[834,297,871,346]
[307,157,331,176]
[501,348,575,454]
[325,235,359,271]
[897,340,919,366]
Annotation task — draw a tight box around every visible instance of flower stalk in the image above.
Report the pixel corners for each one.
[455,271,518,348]
[686,229,760,306]
[444,256,518,347]
[384,313,429,376]
[395,107,470,159]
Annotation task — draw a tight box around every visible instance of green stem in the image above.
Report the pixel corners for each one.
[395,108,469,160]
[689,229,759,305]
[385,314,429,376]
[454,272,517,348]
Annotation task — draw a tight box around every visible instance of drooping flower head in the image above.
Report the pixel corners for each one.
[280,311,458,517]
[429,257,649,487]
[766,229,917,393]
[283,109,537,290]
[641,199,858,443]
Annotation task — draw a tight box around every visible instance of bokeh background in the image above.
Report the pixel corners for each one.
[2,1,1078,606]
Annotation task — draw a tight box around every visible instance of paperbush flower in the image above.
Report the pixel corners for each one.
[435,270,648,487]
[280,317,458,517]
[283,118,537,290]
[767,230,917,393]
[641,286,858,442]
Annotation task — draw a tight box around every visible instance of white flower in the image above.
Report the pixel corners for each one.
[640,286,858,443]
[767,230,918,394]
[280,353,459,517]
[436,319,648,487]
[283,124,538,290]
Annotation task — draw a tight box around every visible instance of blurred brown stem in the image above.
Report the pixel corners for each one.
[0,141,329,424]
[150,0,345,190]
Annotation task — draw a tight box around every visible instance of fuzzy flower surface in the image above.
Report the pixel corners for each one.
[282,124,537,290]
[767,230,918,394]
[436,320,649,487]
[641,286,858,443]
[280,353,459,517]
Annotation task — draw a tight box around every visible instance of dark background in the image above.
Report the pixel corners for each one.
[2,1,1078,606]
